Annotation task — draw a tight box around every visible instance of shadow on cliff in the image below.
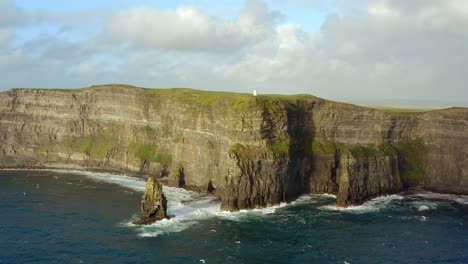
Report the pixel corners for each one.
[284,99,317,198]
[258,98,318,204]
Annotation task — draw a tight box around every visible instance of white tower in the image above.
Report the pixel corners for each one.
[253,89,257,96]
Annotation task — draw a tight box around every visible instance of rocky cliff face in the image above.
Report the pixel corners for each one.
[0,85,466,210]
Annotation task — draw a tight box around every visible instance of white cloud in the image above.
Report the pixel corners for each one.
[104,0,281,52]
[0,0,467,106]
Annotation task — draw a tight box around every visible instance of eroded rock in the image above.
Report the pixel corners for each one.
[133,176,167,225]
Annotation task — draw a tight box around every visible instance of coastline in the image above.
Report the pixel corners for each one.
[1,86,466,210]
[3,165,467,212]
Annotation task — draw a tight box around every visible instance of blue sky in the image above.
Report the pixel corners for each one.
[14,0,331,31]
[1,0,467,107]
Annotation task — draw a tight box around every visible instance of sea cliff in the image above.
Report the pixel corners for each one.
[0,85,466,210]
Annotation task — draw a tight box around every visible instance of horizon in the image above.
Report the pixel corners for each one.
[1,0,467,107]
[3,83,465,109]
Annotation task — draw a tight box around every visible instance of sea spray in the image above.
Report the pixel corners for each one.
[320,194,404,213]
[2,169,467,264]
[410,191,468,205]
[48,169,467,237]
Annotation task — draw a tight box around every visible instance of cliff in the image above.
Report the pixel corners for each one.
[0,85,466,210]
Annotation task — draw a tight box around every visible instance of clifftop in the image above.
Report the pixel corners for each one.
[1,84,467,210]
[7,84,459,115]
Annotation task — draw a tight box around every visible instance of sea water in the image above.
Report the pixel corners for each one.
[0,170,467,263]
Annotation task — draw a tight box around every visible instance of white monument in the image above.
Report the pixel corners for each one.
[253,89,257,96]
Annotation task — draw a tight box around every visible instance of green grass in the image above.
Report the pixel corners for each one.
[349,145,380,158]
[142,87,321,113]
[76,133,119,159]
[347,143,400,159]
[129,143,154,161]
[395,138,425,186]
[145,88,253,108]
[257,93,317,103]
[311,140,338,155]
[268,138,289,155]
[153,153,173,167]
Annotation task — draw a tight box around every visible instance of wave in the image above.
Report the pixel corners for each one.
[320,194,404,213]
[409,200,439,212]
[215,193,330,221]
[137,197,315,237]
[47,169,465,237]
[134,199,222,238]
[49,169,222,237]
[51,169,147,192]
[315,193,337,198]
[50,170,386,236]
[410,191,468,205]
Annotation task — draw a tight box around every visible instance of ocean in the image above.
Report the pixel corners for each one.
[0,170,467,264]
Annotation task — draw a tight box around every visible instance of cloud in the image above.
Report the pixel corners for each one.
[104,0,281,52]
[0,0,467,106]
[0,0,31,28]
[0,30,13,46]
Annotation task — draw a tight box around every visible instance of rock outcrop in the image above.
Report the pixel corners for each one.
[0,85,466,210]
[134,176,167,225]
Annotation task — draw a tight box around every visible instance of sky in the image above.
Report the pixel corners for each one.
[1,0,467,107]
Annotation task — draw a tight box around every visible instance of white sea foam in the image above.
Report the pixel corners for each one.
[317,193,337,198]
[49,169,224,237]
[281,193,336,207]
[137,193,327,237]
[155,191,328,234]
[137,197,221,237]
[418,205,430,211]
[320,194,404,213]
[48,169,449,237]
[410,200,438,212]
[215,202,288,221]
[411,191,468,205]
[51,169,147,192]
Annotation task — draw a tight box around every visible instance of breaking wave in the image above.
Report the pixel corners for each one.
[47,169,467,237]
[410,191,468,205]
[50,169,295,237]
[320,194,405,213]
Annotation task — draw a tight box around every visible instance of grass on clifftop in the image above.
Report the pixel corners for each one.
[142,87,319,112]
[145,88,253,108]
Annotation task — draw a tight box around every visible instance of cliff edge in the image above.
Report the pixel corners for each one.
[0,85,466,210]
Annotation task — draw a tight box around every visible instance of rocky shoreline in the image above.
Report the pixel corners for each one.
[1,85,467,210]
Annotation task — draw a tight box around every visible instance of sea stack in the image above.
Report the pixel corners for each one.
[134,176,167,225]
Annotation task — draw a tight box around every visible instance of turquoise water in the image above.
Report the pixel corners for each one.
[0,170,467,264]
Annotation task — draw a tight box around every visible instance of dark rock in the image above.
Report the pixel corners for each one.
[133,176,167,225]
[167,164,185,188]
